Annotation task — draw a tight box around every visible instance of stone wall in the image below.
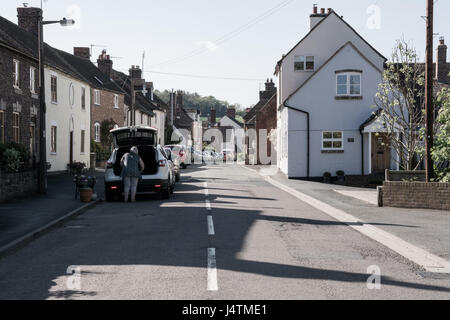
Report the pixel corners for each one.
[380,181,450,210]
[0,170,38,202]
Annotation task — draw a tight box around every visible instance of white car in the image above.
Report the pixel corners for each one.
[165,145,189,168]
[104,126,175,201]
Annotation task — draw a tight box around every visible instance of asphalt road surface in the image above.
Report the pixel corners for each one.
[0,164,449,300]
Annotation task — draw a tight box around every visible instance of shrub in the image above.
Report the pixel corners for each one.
[323,172,332,178]
[336,170,345,176]
[0,143,30,172]
[2,148,23,173]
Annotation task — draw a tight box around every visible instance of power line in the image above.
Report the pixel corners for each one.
[144,70,265,82]
[149,0,295,68]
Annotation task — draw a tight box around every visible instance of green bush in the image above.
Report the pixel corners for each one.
[91,140,110,161]
[0,142,30,173]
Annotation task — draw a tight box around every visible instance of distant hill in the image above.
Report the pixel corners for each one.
[155,90,244,119]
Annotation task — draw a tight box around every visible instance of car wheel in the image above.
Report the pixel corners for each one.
[176,173,180,182]
[162,181,171,200]
[105,189,115,202]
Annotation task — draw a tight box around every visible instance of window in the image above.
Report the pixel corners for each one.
[336,73,361,96]
[80,130,85,153]
[13,112,20,143]
[81,87,86,110]
[0,111,4,143]
[94,122,100,142]
[113,94,119,109]
[94,90,100,105]
[322,131,343,150]
[30,67,36,93]
[51,76,58,103]
[13,59,20,88]
[294,55,314,71]
[51,126,57,153]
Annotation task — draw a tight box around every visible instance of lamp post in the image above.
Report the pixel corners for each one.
[38,16,75,194]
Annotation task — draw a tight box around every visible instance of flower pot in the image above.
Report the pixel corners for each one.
[79,188,93,203]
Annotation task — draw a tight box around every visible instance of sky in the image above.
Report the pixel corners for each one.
[2,0,449,108]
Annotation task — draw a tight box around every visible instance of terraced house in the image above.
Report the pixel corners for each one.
[0,13,40,164]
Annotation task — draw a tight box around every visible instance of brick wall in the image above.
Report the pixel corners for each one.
[381,181,450,210]
[255,94,277,165]
[0,46,40,163]
[0,170,38,202]
[91,89,125,143]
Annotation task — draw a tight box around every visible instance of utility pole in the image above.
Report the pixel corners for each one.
[425,0,434,182]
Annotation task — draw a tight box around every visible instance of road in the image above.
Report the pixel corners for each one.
[0,164,449,300]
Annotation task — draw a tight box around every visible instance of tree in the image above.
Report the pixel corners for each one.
[432,88,450,182]
[374,39,425,170]
[100,119,116,150]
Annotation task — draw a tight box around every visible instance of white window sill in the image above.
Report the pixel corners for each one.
[50,152,57,155]
[321,149,344,154]
[51,101,58,105]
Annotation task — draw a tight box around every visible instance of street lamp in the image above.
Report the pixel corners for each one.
[38,16,75,194]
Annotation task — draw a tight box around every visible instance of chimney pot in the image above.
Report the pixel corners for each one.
[97,50,113,78]
[320,8,325,14]
[327,8,332,14]
[313,4,318,14]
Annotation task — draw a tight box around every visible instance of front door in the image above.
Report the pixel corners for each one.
[372,134,390,173]
[69,131,74,164]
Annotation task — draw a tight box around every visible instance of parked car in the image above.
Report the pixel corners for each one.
[164,147,181,182]
[213,152,223,163]
[165,145,188,168]
[104,126,175,201]
[193,150,203,164]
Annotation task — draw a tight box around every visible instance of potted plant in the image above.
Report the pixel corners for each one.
[323,172,332,184]
[73,175,97,202]
[68,162,86,175]
[336,170,345,184]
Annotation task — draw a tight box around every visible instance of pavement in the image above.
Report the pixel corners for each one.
[0,163,449,300]
[0,171,104,253]
[245,165,450,267]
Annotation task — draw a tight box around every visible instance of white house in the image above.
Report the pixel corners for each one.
[276,6,391,178]
[45,47,91,172]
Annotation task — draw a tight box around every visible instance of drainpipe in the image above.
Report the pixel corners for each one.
[360,129,365,176]
[283,102,310,178]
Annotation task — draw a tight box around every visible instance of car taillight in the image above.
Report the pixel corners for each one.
[159,159,166,167]
[106,161,114,168]
[179,151,184,157]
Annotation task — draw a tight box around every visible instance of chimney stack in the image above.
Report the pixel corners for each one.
[129,65,142,80]
[17,6,42,36]
[436,37,448,84]
[260,78,276,100]
[74,47,90,59]
[226,106,236,119]
[310,5,327,30]
[97,50,113,78]
[210,108,217,125]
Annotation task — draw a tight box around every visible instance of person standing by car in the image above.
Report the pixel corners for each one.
[120,146,145,202]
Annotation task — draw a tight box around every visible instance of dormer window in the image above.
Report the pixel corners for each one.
[294,55,314,71]
[336,71,361,96]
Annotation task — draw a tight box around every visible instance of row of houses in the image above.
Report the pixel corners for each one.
[243,5,449,179]
[0,6,202,174]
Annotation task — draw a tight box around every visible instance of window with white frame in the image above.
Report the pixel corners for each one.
[322,131,343,150]
[113,94,119,108]
[80,130,85,153]
[50,76,58,103]
[336,72,361,96]
[94,122,101,142]
[51,126,57,153]
[81,87,86,110]
[13,112,20,143]
[13,59,20,88]
[0,111,4,143]
[30,67,36,93]
[294,55,314,71]
[94,90,100,105]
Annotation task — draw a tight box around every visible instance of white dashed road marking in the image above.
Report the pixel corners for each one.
[207,216,215,236]
[204,181,218,291]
